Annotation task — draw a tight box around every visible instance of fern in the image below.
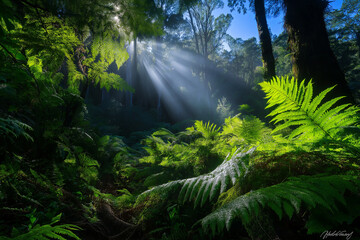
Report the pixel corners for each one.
[221,115,270,145]
[188,121,220,140]
[0,116,33,142]
[0,214,81,240]
[201,175,360,236]
[91,35,129,70]
[259,76,359,142]
[67,58,85,92]
[140,147,256,208]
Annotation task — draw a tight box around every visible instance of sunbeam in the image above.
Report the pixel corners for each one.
[132,40,219,121]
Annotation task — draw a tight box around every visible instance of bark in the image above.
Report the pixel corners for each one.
[254,0,276,80]
[283,0,354,102]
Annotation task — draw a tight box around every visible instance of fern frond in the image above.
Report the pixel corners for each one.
[259,76,359,141]
[193,121,220,139]
[0,214,81,240]
[9,224,81,240]
[201,175,360,236]
[140,148,256,208]
[0,116,33,142]
[91,35,129,69]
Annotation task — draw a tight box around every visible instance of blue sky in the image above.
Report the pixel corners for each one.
[214,0,344,41]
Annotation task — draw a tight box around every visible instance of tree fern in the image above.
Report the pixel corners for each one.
[259,76,359,142]
[201,175,360,236]
[140,147,256,208]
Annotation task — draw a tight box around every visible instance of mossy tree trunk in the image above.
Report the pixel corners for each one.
[254,0,276,80]
[283,0,354,101]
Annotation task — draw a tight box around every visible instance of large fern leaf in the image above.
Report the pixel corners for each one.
[140,148,256,208]
[0,116,33,142]
[259,76,359,141]
[0,214,81,240]
[201,175,360,236]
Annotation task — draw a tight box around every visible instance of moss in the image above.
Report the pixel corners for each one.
[216,181,242,208]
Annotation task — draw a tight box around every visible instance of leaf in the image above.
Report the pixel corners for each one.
[201,175,360,237]
[139,147,256,207]
[260,76,360,142]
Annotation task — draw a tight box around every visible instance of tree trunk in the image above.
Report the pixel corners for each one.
[283,0,354,102]
[254,0,276,80]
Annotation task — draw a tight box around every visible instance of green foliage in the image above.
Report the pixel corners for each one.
[140,148,255,208]
[272,32,293,77]
[91,35,129,70]
[224,36,262,86]
[189,120,220,140]
[260,76,360,142]
[139,123,225,175]
[201,175,360,236]
[216,97,234,121]
[67,59,85,92]
[0,214,81,240]
[135,79,360,239]
[221,114,271,146]
[0,116,33,142]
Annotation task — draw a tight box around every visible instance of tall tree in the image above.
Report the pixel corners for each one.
[228,0,279,80]
[283,0,354,101]
[187,0,233,59]
[254,0,276,79]
[186,0,232,97]
[225,36,262,86]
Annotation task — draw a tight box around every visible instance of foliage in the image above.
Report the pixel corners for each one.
[1,0,360,238]
[187,0,233,58]
[189,120,221,140]
[326,1,360,99]
[140,147,255,208]
[201,175,360,236]
[221,114,271,146]
[222,36,262,86]
[260,76,360,142]
[216,97,234,121]
[0,116,33,143]
[0,214,80,240]
[135,78,360,239]
[272,32,292,76]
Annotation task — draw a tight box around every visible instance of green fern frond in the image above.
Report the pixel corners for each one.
[91,35,129,69]
[0,214,81,240]
[192,121,220,139]
[66,58,85,92]
[201,175,360,236]
[259,76,359,141]
[151,128,176,141]
[140,148,256,208]
[8,224,81,240]
[221,115,270,145]
[0,116,33,142]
